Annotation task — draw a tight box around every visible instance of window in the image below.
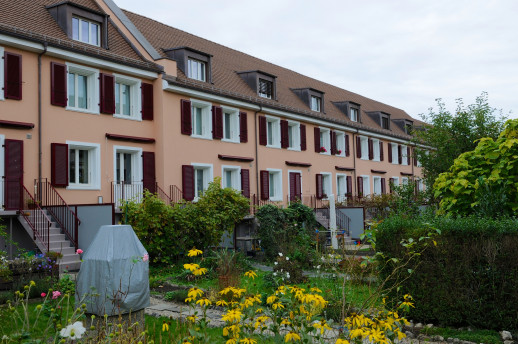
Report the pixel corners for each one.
[287,121,300,150]
[350,108,359,122]
[266,116,281,148]
[268,169,282,201]
[258,78,273,99]
[401,145,408,166]
[336,174,347,202]
[382,116,390,130]
[335,132,345,156]
[405,123,413,135]
[361,175,371,196]
[311,96,322,112]
[72,16,100,46]
[113,146,142,184]
[192,163,213,200]
[321,173,332,199]
[67,63,99,114]
[187,58,206,82]
[416,179,424,192]
[390,177,400,191]
[391,143,399,165]
[222,106,239,142]
[67,141,100,190]
[191,99,212,139]
[373,177,382,195]
[402,177,409,185]
[372,138,380,161]
[319,128,331,154]
[222,166,241,191]
[114,74,141,120]
[360,136,369,160]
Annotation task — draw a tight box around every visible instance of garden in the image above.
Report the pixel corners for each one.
[1,114,518,343]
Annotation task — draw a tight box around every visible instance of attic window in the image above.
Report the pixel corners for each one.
[72,17,100,46]
[311,96,322,112]
[187,58,206,82]
[292,88,325,113]
[237,71,277,100]
[405,122,413,134]
[381,114,390,130]
[164,47,212,83]
[258,78,273,99]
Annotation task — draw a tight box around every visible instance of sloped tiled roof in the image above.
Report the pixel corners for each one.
[124,9,422,139]
[0,0,159,71]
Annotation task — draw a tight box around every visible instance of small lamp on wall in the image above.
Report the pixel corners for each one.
[98,196,103,204]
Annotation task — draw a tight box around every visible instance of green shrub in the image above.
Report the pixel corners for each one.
[164,289,188,303]
[53,274,75,295]
[376,215,518,330]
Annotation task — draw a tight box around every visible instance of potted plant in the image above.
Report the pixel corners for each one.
[319,147,327,153]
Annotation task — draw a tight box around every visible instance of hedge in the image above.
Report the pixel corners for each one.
[376,215,518,330]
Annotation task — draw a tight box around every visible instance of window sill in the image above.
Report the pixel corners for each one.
[269,197,282,202]
[373,158,381,162]
[336,154,346,158]
[287,147,301,152]
[191,135,213,140]
[361,157,369,160]
[266,144,281,149]
[66,107,99,115]
[319,151,331,156]
[67,185,100,191]
[113,114,142,121]
[221,138,240,144]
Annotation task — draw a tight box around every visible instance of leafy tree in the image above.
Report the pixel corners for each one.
[413,92,507,189]
[434,118,518,217]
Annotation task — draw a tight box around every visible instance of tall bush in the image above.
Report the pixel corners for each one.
[376,215,518,330]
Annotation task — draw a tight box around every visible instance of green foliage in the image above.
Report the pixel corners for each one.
[255,202,317,267]
[421,327,502,344]
[53,274,75,296]
[126,178,250,264]
[376,215,518,330]
[434,118,518,217]
[164,289,188,303]
[413,93,507,190]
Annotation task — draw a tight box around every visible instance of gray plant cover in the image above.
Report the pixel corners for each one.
[75,225,149,316]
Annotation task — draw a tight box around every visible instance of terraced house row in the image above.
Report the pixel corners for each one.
[0,0,425,260]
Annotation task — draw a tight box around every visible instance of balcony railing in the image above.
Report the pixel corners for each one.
[112,181,179,208]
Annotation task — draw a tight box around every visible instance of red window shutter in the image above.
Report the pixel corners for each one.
[315,174,323,199]
[280,119,289,148]
[258,116,267,146]
[407,146,411,165]
[141,82,154,120]
[295,173,301,200]
[388,143,393,163]
[180,99,192,135]
[330,131,337,155]
[368,138,373,160]
[4,139,23,210]
[389,178,394,193]
[346,176,352,196]
[239,111,248,142]
[413,148,418,166]
[300,124,307,151]
[398,145,402,164]
[182,165,195,201]
[100,73,115,114]
[356,136,361,158]
[4,52,22,100]
[50,62,67,107]
[381,178,386,194]
[142,152,156,193]
[260,170,269,200]
[314,127,320,153]
[380,141,384,161]
[212,105,223,139]
[289,172,296,201]
[51,143,68,187]
[357,176,364,197]
[241,169,250,198]
[345,134,350,156]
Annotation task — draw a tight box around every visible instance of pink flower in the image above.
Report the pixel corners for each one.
[76,249,83,254]
[52,291,61,299]
[143,253,149,262]
[41,292,46,298]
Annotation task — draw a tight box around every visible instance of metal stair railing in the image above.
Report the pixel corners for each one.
[20,183,52,252]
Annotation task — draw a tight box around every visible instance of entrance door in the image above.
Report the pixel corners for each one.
[289,172,301,202]
[4,139,23,210]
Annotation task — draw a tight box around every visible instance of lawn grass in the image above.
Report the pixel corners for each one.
[421,327,502,344]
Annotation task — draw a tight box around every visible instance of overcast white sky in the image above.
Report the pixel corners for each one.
[121,0,518,120]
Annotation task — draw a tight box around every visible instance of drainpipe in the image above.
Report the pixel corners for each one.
[37,43,48,200]
[254,105,263,204]
[352,129,359,196]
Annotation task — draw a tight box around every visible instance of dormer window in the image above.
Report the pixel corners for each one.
[391,119,414,135]
[258,78,273,99]
[72,16,100,46]
[333,101,361,122]
[350,108,358,122]
[238,71,277,100]
[292,88,325,113]
[164,47,212,83]
[311,96,322,112]
[382,115,390,130]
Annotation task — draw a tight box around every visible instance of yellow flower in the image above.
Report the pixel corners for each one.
[244,270,257,280]
[162,322,169,332]
[280,318,291,326]
[222,309,243,323]
[239,338,257,344]
[284,331,301,342]
[216,300,229,307]
[255,308,264,313]
[335,339,350,344]
[188,248,203,256]
[253,316,269,329]
[310,287,322,293]
[186,315,198,323]
[184,263,200,272]
[196,298,212,307]
[242,297,255,308]
[192,267,208,276]
[187,287,204,300]
[266,295,277,304]
[272,302,284,310]
[313,320,332,335]
[220,287,236,295]
[226,339,237,344]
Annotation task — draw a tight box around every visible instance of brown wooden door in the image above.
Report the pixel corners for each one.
[289,172,301,202]
[4,139,23,210]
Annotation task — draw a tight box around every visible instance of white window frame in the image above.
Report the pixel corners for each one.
[221,106,240,143]
[187,58,206,82]
[310,95,321,112]
[113,73,142,121]
[113,145,143,184]
[192,163,213,201]
[66,62,99,114]
[319,127,331,155]
[391,177,400,189]
[336,173,347,202]
[66,141,101,190]
[287,169,302,201]
[190,99,212,139]
[391,143,399,165]
[360,136,369,160]
[402,177,409,185]
[361,175,371,197]
[287,121,301,151]
[0,46,4,101]
[320,172,332,200]
[350,108,358,122]
[372,138,380,161]
[72,16,101,46]
[373,176,382,195]
[258,78,273,99]
[266,116,281,148]
[267,168,283,201]
[401,144,409,166]
[335,131,346,157]
[416,178,425,192]
[221,165,241,191]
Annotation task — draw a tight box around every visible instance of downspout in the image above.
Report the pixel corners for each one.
[37,42,48,199]
[254,105,263,204]
[352,129,359,196]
